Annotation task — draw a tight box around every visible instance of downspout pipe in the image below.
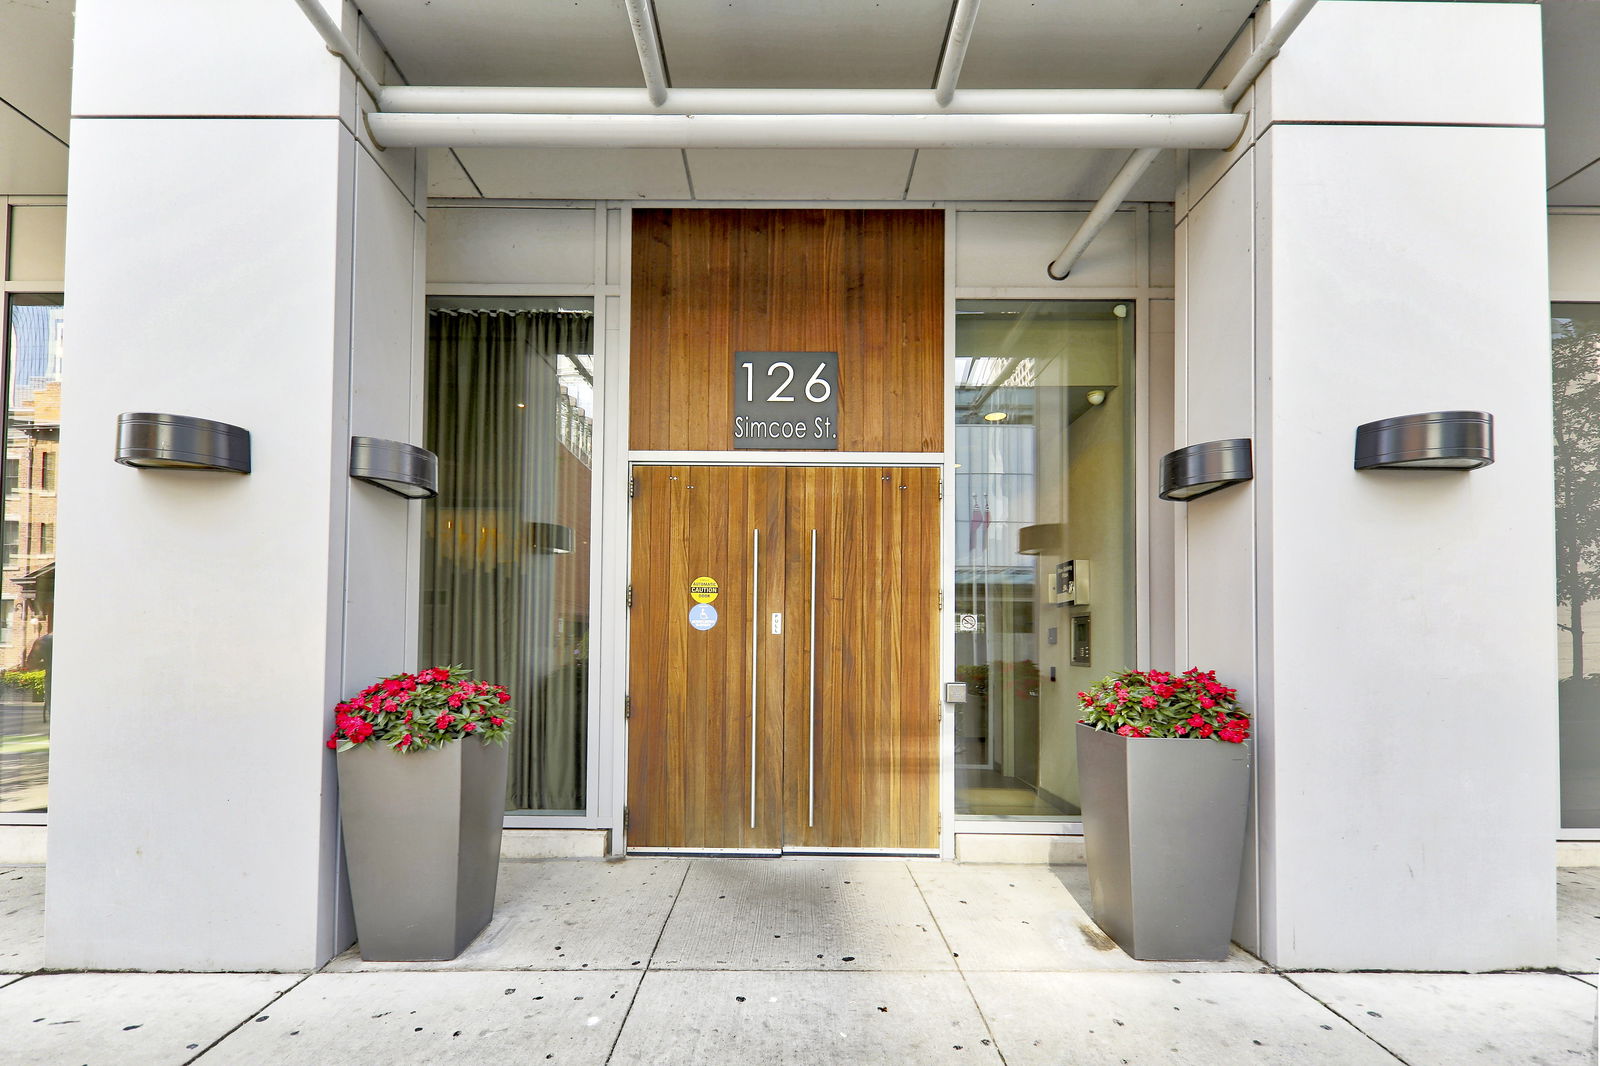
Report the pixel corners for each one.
[624,0,671,107]
[934,0,984,107]
[1046,0,1320,279]
[289,0,385,104]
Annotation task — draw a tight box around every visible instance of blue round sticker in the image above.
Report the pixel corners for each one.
[688,604,718,631]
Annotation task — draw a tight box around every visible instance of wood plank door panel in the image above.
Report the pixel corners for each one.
[784,467,940,850]
[628,464,939,852]
[627,465,787,849]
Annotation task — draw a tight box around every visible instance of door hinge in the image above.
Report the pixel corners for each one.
[939,590,944,610]
[629,475,636,499]
[624,694,632,719]
[627,584,633,608]
[623,806,631,831]
[939,477,944,500]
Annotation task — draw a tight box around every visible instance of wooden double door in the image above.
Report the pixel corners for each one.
[627,465,940,853]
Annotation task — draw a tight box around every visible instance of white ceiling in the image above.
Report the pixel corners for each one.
[4,1,1598,205]
[1543,1,1600,207]
[0,0,71,197]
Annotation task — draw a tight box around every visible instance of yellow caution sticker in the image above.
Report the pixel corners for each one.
[690,576,719,603]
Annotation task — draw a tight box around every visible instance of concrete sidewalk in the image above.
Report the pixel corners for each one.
[2,859,1596,1064]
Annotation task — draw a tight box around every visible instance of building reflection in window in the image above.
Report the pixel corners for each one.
[954,301,1133,820]
[0,294,62,814]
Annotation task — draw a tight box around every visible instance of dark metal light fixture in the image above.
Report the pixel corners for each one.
[350,436,439,499]
[530,521,574,554]
[1159,438,1253,502]
[1354,411,1494,470]
[1017,523,1062,556]
[115,412,251,474]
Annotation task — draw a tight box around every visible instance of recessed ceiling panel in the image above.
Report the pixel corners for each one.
[1544,1,1600,189]
[686,149,915,200]
[0,109,67,195]
[453,147,691,199]
[656,0,952,88]
[0,0,72,140]
[427,149,480,198]
[358,0,646,87]
[908,147,1177,202]
[1550,159,1600,209]
[959,0,1256,89]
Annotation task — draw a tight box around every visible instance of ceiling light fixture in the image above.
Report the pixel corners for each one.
[984,411,1008,422]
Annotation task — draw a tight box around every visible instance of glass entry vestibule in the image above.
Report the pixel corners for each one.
[418,207,1142,850]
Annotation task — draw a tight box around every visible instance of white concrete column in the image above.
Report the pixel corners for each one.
[45,0,425,970]
[1176,1,1555,969]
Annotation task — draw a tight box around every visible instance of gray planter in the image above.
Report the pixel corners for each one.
[1075,722,1250,961]
[336,737,509,961]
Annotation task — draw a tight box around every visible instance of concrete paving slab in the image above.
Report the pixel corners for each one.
[0,972,297,1066]
[652,859,953,971]
[609,970,1002,1065]
[0,865,44,972]
[201,971,639,1066]
[1292,972,1597,1066]
[1560,868,1600,973]
[966,971,1397,1065]
[913,863,1263,972]
[324,859,683,972]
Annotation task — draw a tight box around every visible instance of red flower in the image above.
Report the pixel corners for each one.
[496,690,511,704]
[1198,696,1216,709]
[398,734,414,749]
[1140,695,1157,709]
[326,738,337,749]
[1116,724,1135,736]
[463,723,477,733]
[489,716,505,727]
[1198,723,1214,738]
[435,714,455,731]
[447,694,465,709]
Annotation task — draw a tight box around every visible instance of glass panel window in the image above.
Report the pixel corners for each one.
[954,300,1134,820]
[1,293,62,815]
[1555,303,1600,828]
[421,297,595,815]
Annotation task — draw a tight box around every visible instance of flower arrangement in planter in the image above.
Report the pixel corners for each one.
[1073,667,1252,962]
[327,666,513,752]
[1076,668,1249,742]
[330,665,515,962]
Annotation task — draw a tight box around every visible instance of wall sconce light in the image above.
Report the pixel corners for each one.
[1017,523,1062,556]
[350,436,439,499]
[1159,438,1254,502]
[530,521,574,554]
[115,412,251,474]
[1354,411,1494,470]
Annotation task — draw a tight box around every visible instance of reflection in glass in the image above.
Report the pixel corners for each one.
[954,301,1133,819]
[422,299,594,814]
[0,294,62,814]
[1555,303,1600,827]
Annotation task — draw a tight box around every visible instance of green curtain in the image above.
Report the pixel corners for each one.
[422,309,593,812]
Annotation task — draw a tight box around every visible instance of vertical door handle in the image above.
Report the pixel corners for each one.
[750,528,760,830]
[808,528,818,828]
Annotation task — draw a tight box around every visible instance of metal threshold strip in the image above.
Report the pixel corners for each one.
[627,847,939,858]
